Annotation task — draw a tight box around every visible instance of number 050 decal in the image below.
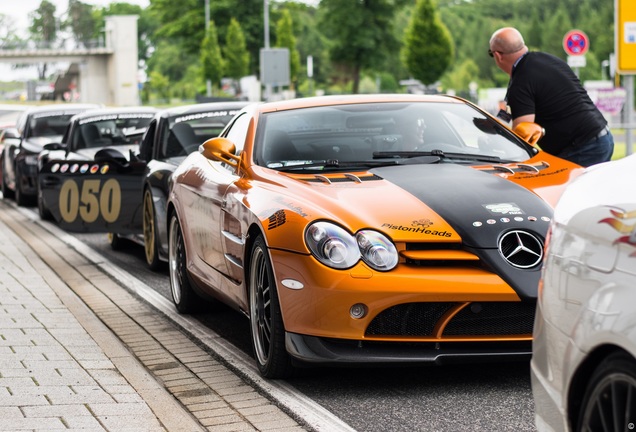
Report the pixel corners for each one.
[59,179,122,224]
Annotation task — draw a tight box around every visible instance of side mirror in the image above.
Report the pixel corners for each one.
[200,137,242,169]
[43,142,66,151]
[513,122,545,146]
[2,127,20,139]
[94,148,128,165]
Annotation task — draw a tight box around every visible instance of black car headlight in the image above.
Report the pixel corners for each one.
[305,221,398,271]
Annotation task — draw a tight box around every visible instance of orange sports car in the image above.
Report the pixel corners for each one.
[166,94,583,378]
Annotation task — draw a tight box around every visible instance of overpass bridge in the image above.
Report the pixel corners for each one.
[0,15,140,107]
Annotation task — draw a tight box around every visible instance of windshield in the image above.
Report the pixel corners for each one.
[75,113,154,149]
[28,114,76,138]
[255,102,533,170]
[159,110,239,159]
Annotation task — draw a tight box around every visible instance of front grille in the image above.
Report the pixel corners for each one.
[443,302,535,336]
[365,302,535,338]
[366,303,454,336]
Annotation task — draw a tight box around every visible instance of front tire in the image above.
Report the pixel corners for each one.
[577,351,636,431]
[15,166,31,207]
[249,235,293,379]
[37,183,53,220]
[143,188,162,271]
[168,213,197,313]
[1,157,14,200]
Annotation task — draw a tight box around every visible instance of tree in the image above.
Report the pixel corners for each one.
[151,0,263,72]
[200,21,224,95]
[66,0,97,48]
[542,6,573,59]
[147,70,170,102]
[1,14,25,49]
[95,2,159,65]
[401,0,454,86]
[29,0,57,49]
[319,0,400,93]
[275,10,300,90]
[147,40,197,83]
[28,0,59,80]
[224,18,250,91]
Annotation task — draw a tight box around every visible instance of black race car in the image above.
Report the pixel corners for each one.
[37,106,158,220]
[38,101,247,269]
[2,103,100,205]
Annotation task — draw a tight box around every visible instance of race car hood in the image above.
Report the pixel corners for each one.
[262,163,554,300]
[369,164,553,248]
[269,163,552,247]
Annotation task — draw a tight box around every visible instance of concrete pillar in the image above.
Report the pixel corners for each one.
[105,16,140,106]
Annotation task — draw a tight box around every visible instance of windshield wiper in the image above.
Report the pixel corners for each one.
[275,159,400,172]
[374,149,507,164]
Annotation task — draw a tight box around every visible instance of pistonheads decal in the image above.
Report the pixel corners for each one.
[381,223,451,237]
[412,219,433,229]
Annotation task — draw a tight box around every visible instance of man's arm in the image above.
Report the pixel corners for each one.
[512,114,535,128]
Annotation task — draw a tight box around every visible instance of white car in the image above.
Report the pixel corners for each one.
[531,154,636,431]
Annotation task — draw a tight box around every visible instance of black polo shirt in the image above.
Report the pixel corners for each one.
[506,51,606,154]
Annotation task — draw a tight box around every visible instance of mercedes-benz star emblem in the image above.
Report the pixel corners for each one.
[498,230,543,269]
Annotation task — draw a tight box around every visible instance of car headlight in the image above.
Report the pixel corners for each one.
[356,230,398,271]
[305,221,398,271]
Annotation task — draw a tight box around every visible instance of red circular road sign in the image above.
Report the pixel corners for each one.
[563,30,589,56]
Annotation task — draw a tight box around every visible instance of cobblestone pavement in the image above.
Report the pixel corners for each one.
[0,199,309,432]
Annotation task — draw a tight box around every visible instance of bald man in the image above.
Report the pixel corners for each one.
[489,27,613,167]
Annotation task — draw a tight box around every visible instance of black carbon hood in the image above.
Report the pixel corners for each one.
[371,163,553,300]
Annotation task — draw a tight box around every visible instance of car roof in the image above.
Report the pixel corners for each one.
[70,106,159,121]
[157,101,249,118]
[254,94,465,114]
[23,103,102,115]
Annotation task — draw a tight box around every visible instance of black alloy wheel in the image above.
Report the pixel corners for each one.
[168,213,197,313]
[249,235,293,379]
[577,351,636,431]
[37,182,53,220]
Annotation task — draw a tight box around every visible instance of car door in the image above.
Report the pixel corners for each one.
[38,149,147,234]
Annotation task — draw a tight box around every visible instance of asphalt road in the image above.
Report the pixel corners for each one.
[69,230,537,432]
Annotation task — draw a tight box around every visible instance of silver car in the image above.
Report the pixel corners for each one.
[531,153,636,431]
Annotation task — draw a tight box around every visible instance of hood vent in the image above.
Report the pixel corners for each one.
[476,161,550,175]
[301,173,384,184]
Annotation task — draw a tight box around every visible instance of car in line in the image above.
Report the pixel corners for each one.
[163,94,583,378]
[2,103,100,205]
[37,106,158,220]
[531,153,636,432]
[38,101,247,269]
